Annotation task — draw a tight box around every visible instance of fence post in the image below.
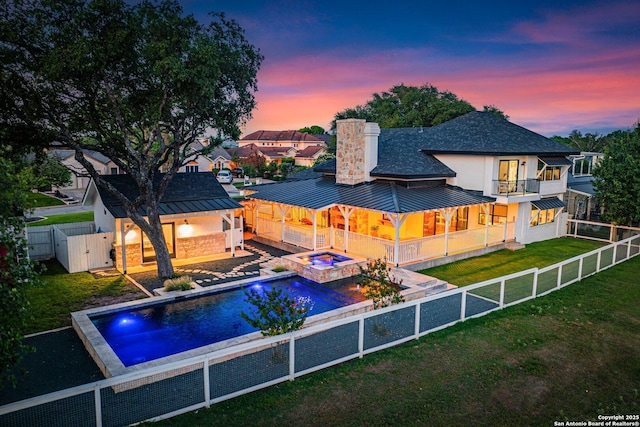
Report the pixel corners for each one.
[578,257,584,280]
[557,264,563,288]
[358,317,365,358]
[94,384,102,427]
[203,358,210,407]
[596,250,602,272]
[499,279,506,308]
[609,225,615,242]
[414,301,420,339]
[532,269,539,298]
[460,290,467,321]
[289,335,295,380]
[627,240,632,260]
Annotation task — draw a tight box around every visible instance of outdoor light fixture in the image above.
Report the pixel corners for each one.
[125,229,137,242]
[179,219,193,237]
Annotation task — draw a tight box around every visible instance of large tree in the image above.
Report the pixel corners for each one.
[592,123,640,226]
[551,130,607,153]
[0,147,40,390]
[1,0,263,278]
[331,83,506,131]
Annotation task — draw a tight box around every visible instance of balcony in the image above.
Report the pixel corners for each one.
[492,179,540,196]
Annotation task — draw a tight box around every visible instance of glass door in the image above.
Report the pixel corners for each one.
[142,223,176,263]
[498,160,519,193]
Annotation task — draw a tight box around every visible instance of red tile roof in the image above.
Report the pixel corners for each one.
[241,130,325,143]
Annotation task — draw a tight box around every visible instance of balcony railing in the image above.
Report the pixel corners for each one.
[492,179,540,196]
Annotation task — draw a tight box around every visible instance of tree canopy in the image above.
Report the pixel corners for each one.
[551,130,607,153]
[331,83,507,131]
[592,123,640,226]
[298,125,326,134]
[1,0,263,278]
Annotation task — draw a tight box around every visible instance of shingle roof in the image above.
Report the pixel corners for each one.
[295,146,326,157]
[95,172,242,218]
[409,111,579,156]
[248,177,494,213]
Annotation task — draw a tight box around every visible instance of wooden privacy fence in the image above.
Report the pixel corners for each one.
[27,222,114,273]
[2,232,638,427]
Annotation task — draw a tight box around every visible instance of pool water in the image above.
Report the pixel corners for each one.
[298,252,353,267]
[91,276,365,367]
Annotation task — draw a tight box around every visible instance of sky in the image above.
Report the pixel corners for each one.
[181,0,640,137]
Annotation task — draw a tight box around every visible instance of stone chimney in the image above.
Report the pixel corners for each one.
[335,119,380,185]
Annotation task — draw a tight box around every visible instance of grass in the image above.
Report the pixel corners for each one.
[419,237,605,286]
[27,211,94,227]
[150,255,640,427]
[24,260,146,334]
[24,192,65,209]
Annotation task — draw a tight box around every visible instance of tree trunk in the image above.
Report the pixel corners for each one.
[143,203,175,280]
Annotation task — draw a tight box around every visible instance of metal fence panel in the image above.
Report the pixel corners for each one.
[581,253,598,277]
[101,365,204,427]
[209,342,289,400]
[599,247,614,269]
[0,391,95,427]
[537,267,559,295]
[363,306,415,350]
[560,259,581,285]
[464,292,500,318]
[504,272,535,304]
[295,322,359,373]
[419,294,462,332]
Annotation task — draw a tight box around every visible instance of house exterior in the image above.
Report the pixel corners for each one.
[83,172,244,273]
[50,149,120,192]
[237,130,327,166]
[174,140,233,173]
[243,112,578,267]
[564,152,603,220]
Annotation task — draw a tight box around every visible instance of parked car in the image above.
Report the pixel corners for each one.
[231,167,244,178]
[216,170,233,184]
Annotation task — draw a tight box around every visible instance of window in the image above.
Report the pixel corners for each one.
[530,206,556,226]
[186,165,199,173]
[479,204,508,225]
[537,160,561,181]
[425,208,469,235]
[572,156,594,176]
[110,167,118,175]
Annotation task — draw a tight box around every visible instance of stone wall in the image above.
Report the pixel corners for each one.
[335,119,380,186]
[176,233,226,259]
[113,242,142,270]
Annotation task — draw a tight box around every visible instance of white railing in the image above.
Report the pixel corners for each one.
[567,219,640,243]
[3,233,638,426]
[283,223,313,249]
[257,218,331,250]
[331,222,515,265]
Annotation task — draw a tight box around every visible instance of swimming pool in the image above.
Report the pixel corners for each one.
[90,275,365,367]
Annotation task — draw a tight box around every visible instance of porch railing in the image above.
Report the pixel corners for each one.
[491,179,540,196]
[257,218,331,250]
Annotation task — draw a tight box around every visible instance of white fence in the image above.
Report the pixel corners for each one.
[567,219,640,243]
[27,222,114,273]
[2,232,638,426]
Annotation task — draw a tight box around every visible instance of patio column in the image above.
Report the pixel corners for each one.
[482,203,491,246]
[120,219,127,274]
[222,212,235,257]
[276,204,290,242]
[338,205,355,253]
[387,213,409,266]
[254,201,261,235]
[305,208,317,249]
[439,208,457,256]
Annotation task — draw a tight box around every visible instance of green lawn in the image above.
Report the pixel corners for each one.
[27,211,94,227]
[420,237,605,286]
[24,192,65,208]
[25,260,146,334]
[151,255,640,427]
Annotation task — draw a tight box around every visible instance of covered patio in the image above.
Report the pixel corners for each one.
[243,177,517,266]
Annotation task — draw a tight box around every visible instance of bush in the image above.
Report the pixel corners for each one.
[272,265,287,273]
[358,259,404,309]
[163,275,193,292]
[241,286,313,336]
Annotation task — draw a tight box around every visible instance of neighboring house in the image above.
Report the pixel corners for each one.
[238,130,327,166]
[208,146,233,170]
[564,152,604,220]
[50,149,120,192]
[83,172,244,273]
[243,112,578,267]
[226,143,298,166]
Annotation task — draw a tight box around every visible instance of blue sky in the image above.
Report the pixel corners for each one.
[181,0,640,137]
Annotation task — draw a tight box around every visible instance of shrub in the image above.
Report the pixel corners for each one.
[272,265,287,273]
[241,286,313,336]
[358,258,404,309]
[163,275,193,292]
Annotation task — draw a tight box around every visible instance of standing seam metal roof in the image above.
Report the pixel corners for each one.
[247,177,495,213]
